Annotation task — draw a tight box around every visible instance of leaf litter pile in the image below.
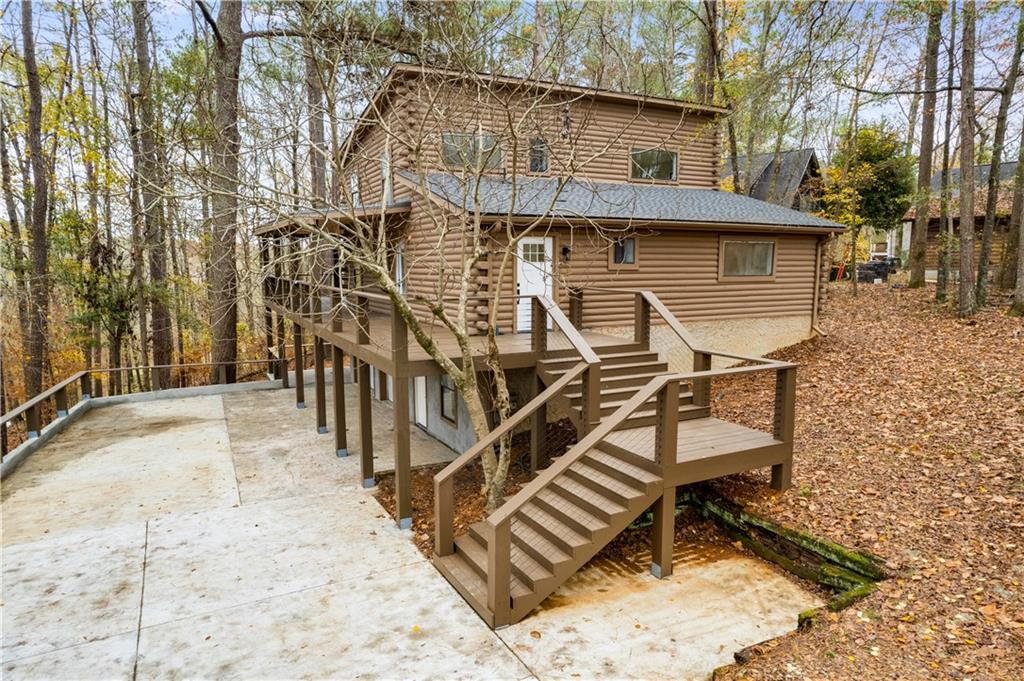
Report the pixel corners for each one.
[380,283,1022,679]
[711,284,1023,679]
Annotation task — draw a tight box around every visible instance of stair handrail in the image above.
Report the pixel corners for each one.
[433,361,590,557]
[481,357,799,624]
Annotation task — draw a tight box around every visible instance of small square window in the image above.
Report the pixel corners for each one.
[630,148,677,181]
[440,374,457,424]
[529,137,548,173]
[612,237,637,266]
[442,132,503,172]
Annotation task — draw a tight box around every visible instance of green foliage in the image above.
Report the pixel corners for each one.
[821,125,915,232]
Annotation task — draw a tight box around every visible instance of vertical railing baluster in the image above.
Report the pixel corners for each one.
[530,297,547,353]
[568,287,583,328]
[634,292,651,348]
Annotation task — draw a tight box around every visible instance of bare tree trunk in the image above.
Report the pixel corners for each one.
[201,1,243,383]
[936,3,957,303]
[909,2,943,288]
[976,6,1024,305]
[0,108,30,342]
[132,0,172,385]
[21,0,50,398]
[958,3,977,318]
[694,0,717,105]
[126,81,150,379]
[999,126,1024,292]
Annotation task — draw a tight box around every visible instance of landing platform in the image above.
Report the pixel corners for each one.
[604,417,787,486]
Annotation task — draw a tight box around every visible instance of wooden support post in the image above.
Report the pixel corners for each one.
[80,372,91,399]
[772,365,797,491]
[529,372,546,473]
[651,486,676,579]
[314,336,327,433]
[26,403,41,438]
[531,297,547,352]
[277,313,289,389]
[486,521,512,627]
[568,287,583,328]
[634,293,651,348]
[692,351,711,408]
[357,359,374,488]
[293,322,305,408]
[55,386,68,417]
[435,476,454,556]
[332,345,348,456]
[391,301,411,528]
[580,363,602,435]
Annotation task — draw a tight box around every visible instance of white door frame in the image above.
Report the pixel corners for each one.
[413,376,427,428]
[516,236,554,332]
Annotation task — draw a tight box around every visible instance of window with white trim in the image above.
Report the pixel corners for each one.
[349,173,361,206]
[611,237,637,267]
[442,132,503,171]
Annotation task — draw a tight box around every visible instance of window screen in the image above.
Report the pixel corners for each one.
[722,240,775,277]
[630,148,677,181]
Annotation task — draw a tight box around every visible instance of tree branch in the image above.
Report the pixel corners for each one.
[194,1,223,48]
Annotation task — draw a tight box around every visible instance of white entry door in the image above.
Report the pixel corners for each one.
[516,236,554,332]
[413,376,427,428]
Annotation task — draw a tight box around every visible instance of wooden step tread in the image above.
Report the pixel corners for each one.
[534,488,609,535]
[454,535,532,599]
[585,449,662,486]
[539,351,657,367]
[565,383,692,402]
[546,360,669,377]
[567,459,649,500]
[550,476,627,520]
[511,517,573,569]
[516,503,591,554]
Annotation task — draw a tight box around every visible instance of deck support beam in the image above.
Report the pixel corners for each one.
[651,486,676,579]
[530,371,546,474]
[771,365,796,491]
[391,303,412,529]
[357,359,374,488]
[293,322,305,408]
[333,346,348,456]
[314,336,327,433]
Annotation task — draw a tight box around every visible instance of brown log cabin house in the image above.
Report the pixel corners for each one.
[257,64,843,627]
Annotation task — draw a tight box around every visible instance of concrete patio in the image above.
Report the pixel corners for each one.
[1,386,821,680]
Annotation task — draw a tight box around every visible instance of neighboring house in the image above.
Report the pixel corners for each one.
[257,64,842,627]
[902,162,1017,280]
[721,148,823,212]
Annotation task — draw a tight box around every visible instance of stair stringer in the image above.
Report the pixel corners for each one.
[508,451,665,622]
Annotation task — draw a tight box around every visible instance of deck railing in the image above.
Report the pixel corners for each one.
[0,358,284,461]
[433,294,602,559]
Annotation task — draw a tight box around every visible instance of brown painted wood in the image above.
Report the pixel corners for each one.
[357,359,373,488]
[651,487,676,578]
[314,337,327,432]
[332,345,347,456]
[293,321,305,408]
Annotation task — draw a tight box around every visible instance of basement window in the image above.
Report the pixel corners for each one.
[630,148,677,181]
[719,238,777,280]
[440,374,458,424]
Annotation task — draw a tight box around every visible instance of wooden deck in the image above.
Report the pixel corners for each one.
[269,301,636,376]
[604,417,788,487]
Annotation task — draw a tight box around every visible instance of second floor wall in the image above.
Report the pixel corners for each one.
[342,68,723,210]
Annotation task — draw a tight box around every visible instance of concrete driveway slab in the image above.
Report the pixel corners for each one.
[141,491,425,627]
[497,545,823,680]
[1,523,145,663]
[135,561,530,680]
[1,396,237,546]
[1,633,137,681]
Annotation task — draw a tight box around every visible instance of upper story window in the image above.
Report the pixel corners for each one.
[720,238,776,280]
[610,237,638,269]
[442,132,503,172]
[440,374,457,424]
[349,173,361,206]
[529,137,548,173]
[630,147,677,181]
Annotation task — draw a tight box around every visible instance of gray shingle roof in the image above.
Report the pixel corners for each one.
[398,171,842,230]
[721,148,820,207]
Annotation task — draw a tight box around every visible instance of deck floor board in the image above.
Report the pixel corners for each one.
[604,417,782,464]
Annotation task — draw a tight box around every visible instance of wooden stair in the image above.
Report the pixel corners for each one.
[434,441,663,625]
[538,347,709,430]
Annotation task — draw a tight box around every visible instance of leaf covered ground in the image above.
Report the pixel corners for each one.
[713,284,1024,680]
